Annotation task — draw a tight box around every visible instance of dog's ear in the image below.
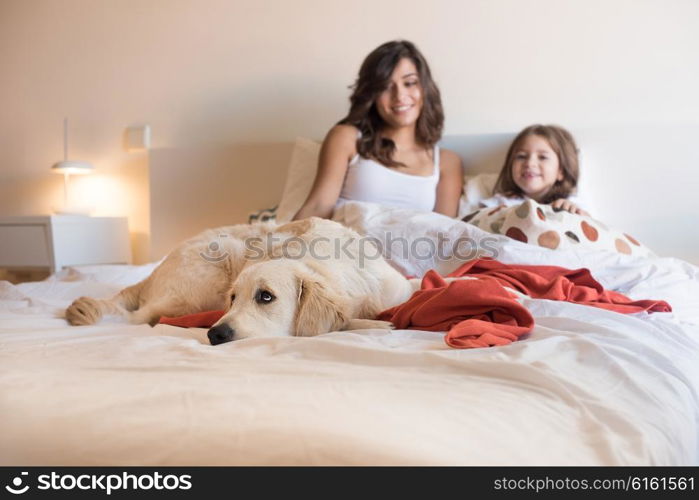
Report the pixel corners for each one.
[294,278,348,337]
[258,219,314,261]
[275,218,313,238]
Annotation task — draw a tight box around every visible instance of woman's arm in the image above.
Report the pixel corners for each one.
[433,149,463,218]
[292,125,358,220]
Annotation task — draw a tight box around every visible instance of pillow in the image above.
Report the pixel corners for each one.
[458,173,498,218]
[276,137,321,223]
[461,199,654,257]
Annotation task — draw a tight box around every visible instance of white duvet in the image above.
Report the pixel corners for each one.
[1,202,698,465]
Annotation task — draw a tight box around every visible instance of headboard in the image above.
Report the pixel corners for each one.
[149,125,699,265]
[149,142,292,260]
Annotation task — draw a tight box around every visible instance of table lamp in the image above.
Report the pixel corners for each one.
[51,118,94,215]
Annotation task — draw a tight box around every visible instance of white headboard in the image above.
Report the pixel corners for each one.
[148,125,699,265]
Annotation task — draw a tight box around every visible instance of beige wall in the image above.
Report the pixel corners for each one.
[1,0,698,262]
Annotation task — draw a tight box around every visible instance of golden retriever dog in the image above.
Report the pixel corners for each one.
[65,222,276,327]
[65,218,417,344]
[207,244,415,345]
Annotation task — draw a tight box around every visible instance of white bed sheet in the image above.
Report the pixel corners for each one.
[1,203,698,465]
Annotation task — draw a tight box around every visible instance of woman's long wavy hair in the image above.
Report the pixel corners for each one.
[338,40,444,167]
[493,124,580,204]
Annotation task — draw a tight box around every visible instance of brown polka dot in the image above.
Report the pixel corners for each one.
[565,231,580,243]
[615,238,632,254]
[490,220,504,234]
[624,233,641,246]
[515,202,530,219]
[536,207,546,221]
[506,226,528,243]
[581,221,599,242]
[538,231,560,249]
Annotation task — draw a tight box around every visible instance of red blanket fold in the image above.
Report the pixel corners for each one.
[377,258,671,349]
[445,259,671,315]
[377,271,535,348]
[159,310,225,328]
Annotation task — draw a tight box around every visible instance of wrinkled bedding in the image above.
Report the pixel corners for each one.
[1,201,698,465]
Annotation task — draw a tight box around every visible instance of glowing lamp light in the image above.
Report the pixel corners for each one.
[51,160,93,175]
[51,118,94,215]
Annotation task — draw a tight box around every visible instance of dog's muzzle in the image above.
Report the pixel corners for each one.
[208,323,235,345]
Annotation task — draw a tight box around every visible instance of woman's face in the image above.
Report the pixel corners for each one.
[511,134,563,201]
[375,58,423,129]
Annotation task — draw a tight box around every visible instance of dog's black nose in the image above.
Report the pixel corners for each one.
[207,323,235,345]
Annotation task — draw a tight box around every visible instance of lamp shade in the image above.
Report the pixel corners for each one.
[51,160,94,175]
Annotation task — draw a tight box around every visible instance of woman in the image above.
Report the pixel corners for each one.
[293,40,463,220]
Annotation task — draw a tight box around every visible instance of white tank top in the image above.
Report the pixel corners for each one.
[337,146,441,212]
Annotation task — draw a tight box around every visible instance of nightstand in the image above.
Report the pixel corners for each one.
[0,215,131,273]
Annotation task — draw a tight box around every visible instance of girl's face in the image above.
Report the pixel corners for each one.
[511,134,563,201]
[375,58,423,129]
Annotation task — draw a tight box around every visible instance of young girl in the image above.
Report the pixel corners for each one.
[484,124,589,216]
[293,40,463,220]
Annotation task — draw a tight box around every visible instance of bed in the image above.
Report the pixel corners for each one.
[1,132,699,466]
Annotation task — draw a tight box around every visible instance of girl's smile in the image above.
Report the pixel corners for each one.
[512,134,563,201]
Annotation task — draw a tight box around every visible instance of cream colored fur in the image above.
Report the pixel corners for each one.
[65,222,276,326]
[65,218,418,341]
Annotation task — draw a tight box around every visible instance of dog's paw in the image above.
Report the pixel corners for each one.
[344,318,395,331]
[65,296,102,326]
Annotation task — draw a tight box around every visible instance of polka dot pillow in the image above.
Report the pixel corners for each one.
[461,199,654,257]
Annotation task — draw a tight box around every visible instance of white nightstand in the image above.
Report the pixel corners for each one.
[0,215,131,273]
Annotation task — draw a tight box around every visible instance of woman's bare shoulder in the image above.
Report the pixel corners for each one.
[439,148,463,171]
[325,123,360,143]
[322,124,359,159]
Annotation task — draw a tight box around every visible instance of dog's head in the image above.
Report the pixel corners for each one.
[207,259,348,345]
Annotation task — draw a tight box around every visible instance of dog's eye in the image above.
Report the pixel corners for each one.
[255,290,275,304]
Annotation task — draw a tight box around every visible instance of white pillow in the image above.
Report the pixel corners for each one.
[458,173,498,218]
[276,137,321,222]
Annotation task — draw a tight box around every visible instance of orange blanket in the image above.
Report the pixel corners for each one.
[446,259,671,314]
[377,259,671,348]
[378,271,535,348]
[159,309,225,328]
